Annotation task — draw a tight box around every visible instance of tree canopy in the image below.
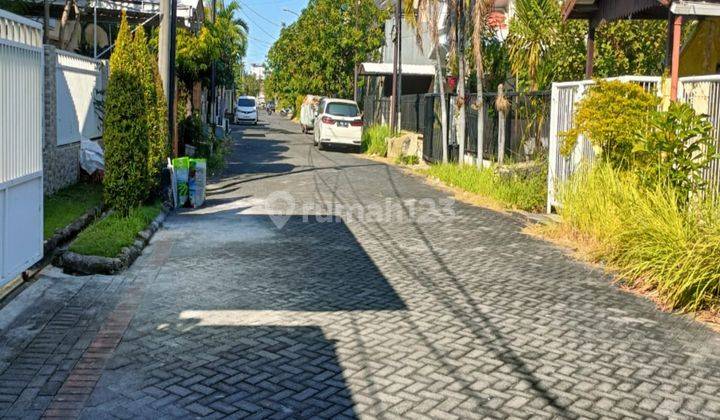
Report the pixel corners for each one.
[171,1,248,88]
[507,0,667,91]
[265,0,388,104]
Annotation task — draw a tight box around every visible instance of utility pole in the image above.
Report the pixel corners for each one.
[353,0,359,103]
[93,0,97,58]
[159,0,178,156]
[209,0,217,128]
[43,0,50,43]
[390,0,401,132]
[396,0,402,131]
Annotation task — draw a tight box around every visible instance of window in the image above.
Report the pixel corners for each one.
[237,98,256,107]
[326,102,359,117]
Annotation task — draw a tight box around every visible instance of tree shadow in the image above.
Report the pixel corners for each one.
[161,214,407,312]
[82,325,358,419]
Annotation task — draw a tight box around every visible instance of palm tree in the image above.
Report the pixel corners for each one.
[507,0,559,153]
[507,0,559,91]
[470,0,493,168]
[405,0,450,163]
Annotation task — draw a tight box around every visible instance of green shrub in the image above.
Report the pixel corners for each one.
[427,163,547,212]
[133,25,169,193]
[558,163,720,312]
[104,13,149,215]
[362,125,391,156]
[561,80,659,167]
[633,102,717,204]
[180,113,209,145]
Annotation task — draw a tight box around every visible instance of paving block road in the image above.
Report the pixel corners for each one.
[1,114,720,419]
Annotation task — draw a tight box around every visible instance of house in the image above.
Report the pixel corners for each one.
[17,0,204,58]
[562,0,720,99]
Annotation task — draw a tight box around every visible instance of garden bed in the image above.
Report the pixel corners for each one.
[55,202,169,275]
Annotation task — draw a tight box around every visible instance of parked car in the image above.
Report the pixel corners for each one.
[235,96,258,125]
[313,98,363,151]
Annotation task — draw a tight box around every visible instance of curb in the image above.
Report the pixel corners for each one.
[43,204,104,256]
[54,205,170,275]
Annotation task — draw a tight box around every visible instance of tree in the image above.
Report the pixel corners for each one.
[508,0,667,88]
[507,0,559,91]
[470,0,494,168]
[406,0,450,163]
[170,0,248,89]
[265,0,387,105]
[104,13,150,215]
[133,26,168,192]
[235,70,263,97]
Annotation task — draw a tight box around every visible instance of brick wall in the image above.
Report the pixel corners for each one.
[43,45,80,195]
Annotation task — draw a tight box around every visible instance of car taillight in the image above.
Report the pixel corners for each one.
[322,116,334,124]
[350,120,363,127]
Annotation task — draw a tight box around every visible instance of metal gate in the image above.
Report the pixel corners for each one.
[0,10,44,287]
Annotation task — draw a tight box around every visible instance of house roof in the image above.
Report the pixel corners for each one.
[562,0,720,22]
[359,63,436,76]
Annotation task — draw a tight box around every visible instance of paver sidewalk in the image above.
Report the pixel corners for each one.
[1,115,719,419]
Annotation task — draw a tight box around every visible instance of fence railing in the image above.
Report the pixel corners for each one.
[56,49,107,145]
[680,75,720,196]
[465,92,551,162]
[0,9,44,288]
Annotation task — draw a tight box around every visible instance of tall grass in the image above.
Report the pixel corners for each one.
[557,163,720,312]
[362,125,392,156]
[427,163,547,212]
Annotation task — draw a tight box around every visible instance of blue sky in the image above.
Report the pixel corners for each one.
[232,0,310,70]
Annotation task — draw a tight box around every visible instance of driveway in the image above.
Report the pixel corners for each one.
[1,114,720,419]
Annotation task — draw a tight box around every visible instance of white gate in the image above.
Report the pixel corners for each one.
[0,10,44,287]
[546,76,662,212]
[56,50,106,145]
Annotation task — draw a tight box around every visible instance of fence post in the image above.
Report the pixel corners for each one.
[547,83,559,213]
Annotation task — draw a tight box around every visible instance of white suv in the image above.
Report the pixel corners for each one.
[235,96,258,125]
[313,98,363,151]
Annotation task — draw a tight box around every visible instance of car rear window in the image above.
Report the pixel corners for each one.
[237,98,256,107]
[326,102,359,117]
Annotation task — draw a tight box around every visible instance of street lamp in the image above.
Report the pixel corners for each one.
[282,8,300,17]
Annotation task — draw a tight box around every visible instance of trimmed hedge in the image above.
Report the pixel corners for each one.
[103,13,169,215]
[104,14,149,215]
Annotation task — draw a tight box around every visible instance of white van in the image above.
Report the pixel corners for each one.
[313,98,363,151]
[235,96,258,125]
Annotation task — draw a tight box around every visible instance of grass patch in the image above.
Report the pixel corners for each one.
[69,202,162,258]
[425,163,547,212]
[545,163,720,312]
[44,182,103,240]
[362,125,392,156]
[396,154,420,165]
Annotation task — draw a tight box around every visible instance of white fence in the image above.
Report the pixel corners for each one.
[680,75,720,195]
[0,10,44,288]
[56,49,106,145]
[547,75,720,212]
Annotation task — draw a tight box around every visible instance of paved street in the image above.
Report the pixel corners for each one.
[2,114,720,419]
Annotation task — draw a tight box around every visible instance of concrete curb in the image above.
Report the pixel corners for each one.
[43,204,104,256]
[54,205,170,275]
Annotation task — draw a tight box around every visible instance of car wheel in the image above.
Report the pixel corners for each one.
[318,142,325,151]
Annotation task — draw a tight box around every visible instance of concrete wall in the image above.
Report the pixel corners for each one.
[43,45,80,195]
